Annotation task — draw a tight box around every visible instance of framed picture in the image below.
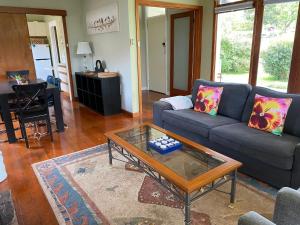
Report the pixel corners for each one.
[86,2,120,35]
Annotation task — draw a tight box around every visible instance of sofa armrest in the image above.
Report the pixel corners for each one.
[153,101,173,127]
[238,212,275,225]
[273,187,300,225]
[291,144,300,188]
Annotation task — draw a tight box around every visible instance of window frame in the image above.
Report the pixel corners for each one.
[211,0,300,93]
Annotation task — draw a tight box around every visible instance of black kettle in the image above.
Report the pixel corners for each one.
[95,60,105,72]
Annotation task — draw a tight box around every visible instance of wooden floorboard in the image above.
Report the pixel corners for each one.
[0,91,164,225]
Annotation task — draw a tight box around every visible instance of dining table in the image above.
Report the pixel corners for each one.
[0,79,65,143]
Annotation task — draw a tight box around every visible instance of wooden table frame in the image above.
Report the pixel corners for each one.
[105,123,242,225]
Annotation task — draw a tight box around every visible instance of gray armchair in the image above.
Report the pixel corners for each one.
[238,187,300,225]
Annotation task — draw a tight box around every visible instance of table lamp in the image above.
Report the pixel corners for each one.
[77,42,92,71]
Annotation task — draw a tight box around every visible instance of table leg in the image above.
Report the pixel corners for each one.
[230,170,237,203]
[108,139,113,165]
[0,96,16,143]
[53,89,64,132]
[184,193,192,225]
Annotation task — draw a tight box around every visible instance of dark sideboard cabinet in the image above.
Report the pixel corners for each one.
[75,72,121,116]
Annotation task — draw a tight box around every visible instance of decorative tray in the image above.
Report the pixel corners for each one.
[148,136,182,155]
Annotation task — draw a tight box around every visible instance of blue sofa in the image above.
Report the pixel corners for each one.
[238,187,300,225]
[153,79,300,188]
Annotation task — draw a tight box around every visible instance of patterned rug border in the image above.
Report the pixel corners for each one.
[32,144,277,225]
[32,144,108,225]
[32,145,107,168]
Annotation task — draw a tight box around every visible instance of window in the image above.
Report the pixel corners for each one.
[215,9,255,83]
[256,1,299,92]
[213,0,300,93]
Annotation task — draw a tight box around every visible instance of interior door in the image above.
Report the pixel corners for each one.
[147,15,167,94]
[170,11,194,96]
[0,13,35,80]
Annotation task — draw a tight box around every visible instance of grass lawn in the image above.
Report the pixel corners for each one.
[220,73,288,92]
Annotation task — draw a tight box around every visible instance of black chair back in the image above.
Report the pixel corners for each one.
[47,75,61,107]
[6,70,29,81]
[12,82,49,117]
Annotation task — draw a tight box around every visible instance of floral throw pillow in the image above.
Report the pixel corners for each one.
[248,94,292,136]
[194,85,224,116]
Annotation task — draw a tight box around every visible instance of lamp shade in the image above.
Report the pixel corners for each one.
[77,42,92,55]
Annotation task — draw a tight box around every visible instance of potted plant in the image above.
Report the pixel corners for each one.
[15,75,28,85]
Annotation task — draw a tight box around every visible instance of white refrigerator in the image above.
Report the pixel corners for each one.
[31,44,53,80]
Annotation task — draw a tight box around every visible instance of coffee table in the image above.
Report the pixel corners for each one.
[105,123,242,225]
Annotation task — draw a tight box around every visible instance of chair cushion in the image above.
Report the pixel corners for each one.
[210,123,300,170]
[191,80,251,121]
[242,86,300,138]
[162,109,239,138]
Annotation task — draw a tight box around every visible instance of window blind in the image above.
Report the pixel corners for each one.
[215,1,254,14]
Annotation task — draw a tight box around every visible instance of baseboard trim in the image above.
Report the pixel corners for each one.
[148,89,168,95]
[122,110,140,118]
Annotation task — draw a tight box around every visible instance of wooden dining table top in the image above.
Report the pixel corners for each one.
[0,79,56,95]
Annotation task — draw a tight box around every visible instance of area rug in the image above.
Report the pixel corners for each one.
[32,144,275,225]
[0,190,19,225]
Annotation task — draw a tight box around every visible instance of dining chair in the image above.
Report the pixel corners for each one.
[0,100,20,143]
[12,82,53,148]
[0,110,19,143]
[46,75,67,129]
[47,75,61,106]
[6,70,29,81]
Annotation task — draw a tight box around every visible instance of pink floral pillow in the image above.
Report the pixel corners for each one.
[194,85,224,116]
[248,94,292,136]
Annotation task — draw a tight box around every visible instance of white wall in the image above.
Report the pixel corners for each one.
[0,0,86,91]
[82,0,134,112]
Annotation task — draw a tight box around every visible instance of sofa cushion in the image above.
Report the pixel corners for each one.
[210,123,300,170]
[194,85,224,116]
[191,79,251,121]
[248,94,293,136]
[242,86,300,138]
[162,109,239,138]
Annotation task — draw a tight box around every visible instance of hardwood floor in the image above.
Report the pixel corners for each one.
[142,90,168,118]
[0,92,160,225]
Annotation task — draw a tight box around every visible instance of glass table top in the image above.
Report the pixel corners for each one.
[116,125,226,181]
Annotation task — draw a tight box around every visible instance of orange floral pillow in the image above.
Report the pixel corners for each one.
[248,94,292,136]
[194,85,224,116]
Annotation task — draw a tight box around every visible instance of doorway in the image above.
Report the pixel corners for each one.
[170,11,195,96]
[136,1,203,114]
[26,14,72,96]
